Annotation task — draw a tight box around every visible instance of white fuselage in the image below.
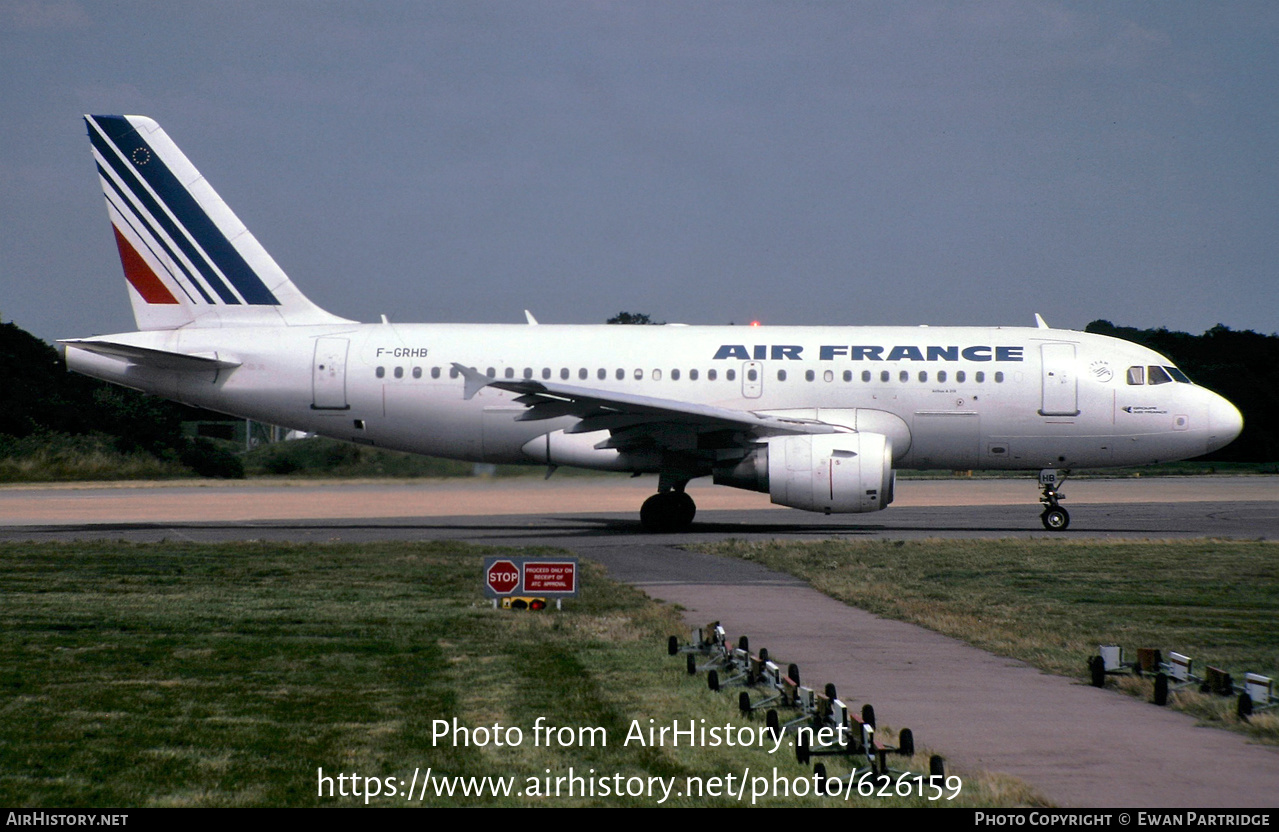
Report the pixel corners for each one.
[65,322,1243,474]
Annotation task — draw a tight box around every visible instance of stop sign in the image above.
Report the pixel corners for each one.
[486,559,520,594]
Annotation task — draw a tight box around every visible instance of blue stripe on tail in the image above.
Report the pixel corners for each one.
[87,116,280,306]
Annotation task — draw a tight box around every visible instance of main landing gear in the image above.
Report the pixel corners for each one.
[1038,468,1070,531]
[640,483,696,532]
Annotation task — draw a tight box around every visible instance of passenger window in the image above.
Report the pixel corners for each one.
[1147,366,1172,385]
[376,366,385,379]
[653,369,662,381]
[486,367,495,378]
[523,367,533,379]
[956,370,965,383]
[394,366,404,379]
[727,369,736,381]
[777,369,787,381]
[1126,366,1144,385]
[747,369,757,381]
[672,369,681,380]
[708,369,717,381]
[863,370,872,383]
[806,370,816,382]
[432,367,441,379]
[690,369,699,380]
[975,371,985,383]
[505,367,515,379]
[880,370,890,382]
[560,368,570,380]
[449,367,459,379]
[579,368,588,380]
[616,368,625,380]
[542,368,551,380]
[918,371,927,382]
[413,367,422,379]
[937,370,947,383]
[994,371,1004,383]
[634,369,643,380]
[597,368,606,380]
[843,370,852,382]
[899,370,909,383]
[824,370,833,382]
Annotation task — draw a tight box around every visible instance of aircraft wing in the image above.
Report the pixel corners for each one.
[452,363,841,441]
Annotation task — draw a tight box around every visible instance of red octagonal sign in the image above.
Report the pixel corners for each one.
[486,559,520,594]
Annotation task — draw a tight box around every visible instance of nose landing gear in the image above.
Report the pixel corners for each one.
[1039,469,1070,531]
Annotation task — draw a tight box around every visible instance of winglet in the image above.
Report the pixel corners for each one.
[524,310,539,325]
[1034,313,1049,329]
[452,363,492,400]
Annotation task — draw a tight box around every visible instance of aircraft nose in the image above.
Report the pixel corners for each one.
[1205,392,1244,453]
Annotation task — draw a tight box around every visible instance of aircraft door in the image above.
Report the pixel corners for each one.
[1039,343,1079,416]
[742,361,763,398]
[312,337,350,410]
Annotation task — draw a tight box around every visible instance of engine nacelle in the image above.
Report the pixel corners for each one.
[713,432,894,514]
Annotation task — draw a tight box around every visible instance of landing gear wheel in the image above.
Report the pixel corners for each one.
[1153,672,1169,707]
[1088,655,1106,688]
[1041,507,1070,531]
[1238,692,1254,721]
[813,763,828,795]
[897,727,914,757]
[640,491,697,532]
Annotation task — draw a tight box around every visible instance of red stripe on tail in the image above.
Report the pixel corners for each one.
[112,225,179,304]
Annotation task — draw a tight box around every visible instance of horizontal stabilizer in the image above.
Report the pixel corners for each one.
[60,339,241,371]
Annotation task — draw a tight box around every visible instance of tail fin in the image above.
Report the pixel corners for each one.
[84,115,351,330]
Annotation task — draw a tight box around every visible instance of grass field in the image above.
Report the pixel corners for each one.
[696,538,1279,742]
[0,541,1026,808]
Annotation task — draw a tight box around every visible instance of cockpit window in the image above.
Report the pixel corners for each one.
[1126,366,1144,385]
[1147,365,1173,385]
[1165,366,1191,383]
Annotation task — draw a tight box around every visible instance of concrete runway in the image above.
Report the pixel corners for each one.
[2,475,1277,808]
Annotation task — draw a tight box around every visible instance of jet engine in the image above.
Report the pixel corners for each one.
[713,432,894,514]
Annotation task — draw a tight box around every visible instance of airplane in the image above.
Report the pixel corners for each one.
[62,115,1245,532]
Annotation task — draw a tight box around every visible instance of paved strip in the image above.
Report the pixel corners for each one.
[0,475,1274,525]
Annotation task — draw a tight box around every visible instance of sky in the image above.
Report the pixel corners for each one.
[2,1,1276,343]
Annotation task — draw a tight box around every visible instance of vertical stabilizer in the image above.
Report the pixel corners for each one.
[85,115,351,330]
